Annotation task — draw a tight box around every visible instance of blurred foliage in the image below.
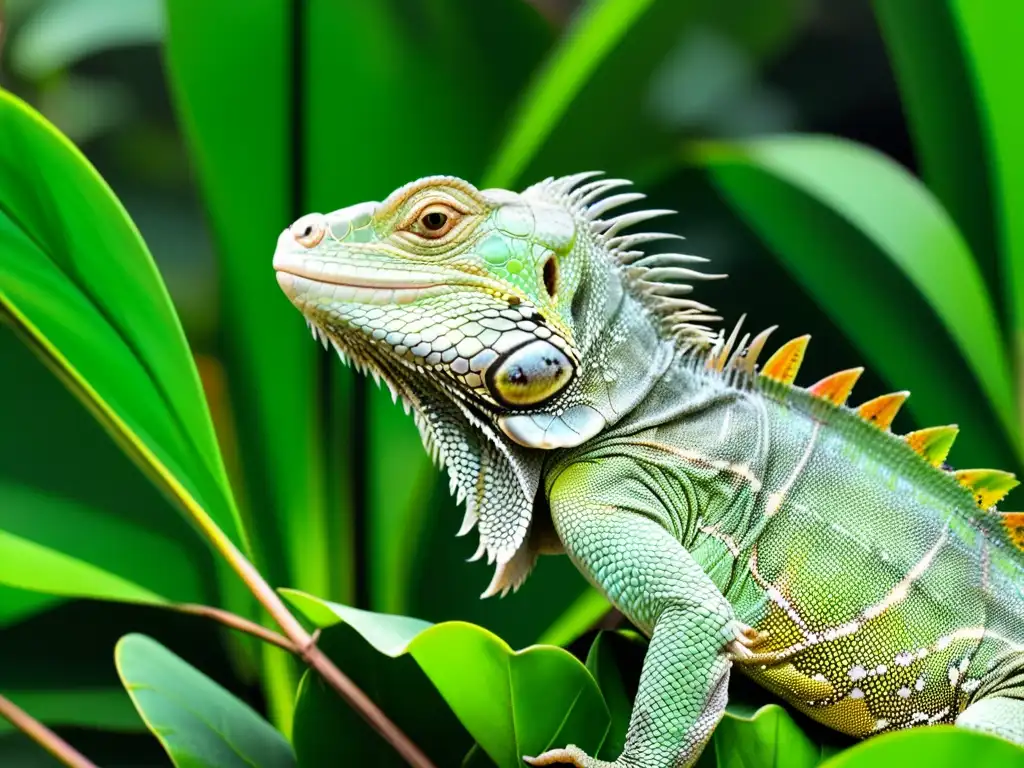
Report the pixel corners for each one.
[1,0,1023,766]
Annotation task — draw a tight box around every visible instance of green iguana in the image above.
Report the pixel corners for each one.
[273,173,1024,767]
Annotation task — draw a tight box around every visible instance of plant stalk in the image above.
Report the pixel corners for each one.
[0,694,98,768]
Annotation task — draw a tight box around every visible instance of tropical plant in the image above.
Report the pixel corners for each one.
[0,1,1022,766]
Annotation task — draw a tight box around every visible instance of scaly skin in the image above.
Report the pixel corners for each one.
[273,173,1024,767]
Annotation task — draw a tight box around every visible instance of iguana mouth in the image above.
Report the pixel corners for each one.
[273,251,452,305]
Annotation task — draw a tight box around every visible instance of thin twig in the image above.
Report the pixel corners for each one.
[0,693,98,768]
[175,603,299,654]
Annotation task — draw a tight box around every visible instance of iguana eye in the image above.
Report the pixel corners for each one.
[487,339,574,408]
[291,213,327,248]
[407,204,460,239]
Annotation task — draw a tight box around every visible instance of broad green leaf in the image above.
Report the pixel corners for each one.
[9,0,164,79]
[820,726,1024,767]
[115,634,296,768]
[283,590,610,767]
[485,0,809,188]
[691,136,1017,466]
[871,1,998,284]
[291,624,472,767]
[0,690,143,734]
[0,91,245,590]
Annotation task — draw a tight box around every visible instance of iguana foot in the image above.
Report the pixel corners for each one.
[524,745,624,767]
[724,620,767,662]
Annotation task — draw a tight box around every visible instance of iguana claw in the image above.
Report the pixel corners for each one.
[725,620,767,662]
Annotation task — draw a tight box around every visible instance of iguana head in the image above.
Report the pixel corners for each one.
[273,173,720,594]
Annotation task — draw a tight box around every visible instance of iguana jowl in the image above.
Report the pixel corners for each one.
[273,173,1024,766]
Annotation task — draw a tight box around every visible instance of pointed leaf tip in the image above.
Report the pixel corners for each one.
[808,367,864,406]
[759,335,810,385]
[905,425,958,467]
[955,469,1019,509]
[856,391,909,431]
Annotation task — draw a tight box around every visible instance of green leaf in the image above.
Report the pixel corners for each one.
[115,634,296,768]
[0,690,143,734]
[0,91,245,591]
[703,704,820,768]
[690,136,1017,464]
[820,726,1024,767]
[283,590,610,768]
[871,0,999,283]
[944,3,1024,418]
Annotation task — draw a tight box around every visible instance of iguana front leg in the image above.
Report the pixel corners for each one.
[527,460,744,768]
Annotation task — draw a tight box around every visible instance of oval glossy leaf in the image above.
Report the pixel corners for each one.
[820,725,1024,767]
[585,630,645,760]
[115,634,296,768]
[283,590,610,767]
[691,136,1017,460]
[0,91,244,558]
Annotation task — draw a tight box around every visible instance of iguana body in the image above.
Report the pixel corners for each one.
[273,173,1024,766]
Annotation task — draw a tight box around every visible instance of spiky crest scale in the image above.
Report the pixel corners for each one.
[808,367,864,406]
[856,392,908,431]
[699,320,1020,538]
[760,335,810,385]
[905,425,959,467]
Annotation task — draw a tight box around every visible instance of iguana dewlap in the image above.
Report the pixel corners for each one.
[273,174,1024,767]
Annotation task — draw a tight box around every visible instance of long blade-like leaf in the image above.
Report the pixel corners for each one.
[872,0,999,283]
[0,92,247,603]
[945,2,1024,430]
[691,136,1017,463]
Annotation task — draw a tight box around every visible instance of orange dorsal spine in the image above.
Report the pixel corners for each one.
[955,469,1019,508]
[760,335,810,385]
[905,425,958,467]
[1002,513,1024,550]
[856,392,909,431]
[808,367,864,406]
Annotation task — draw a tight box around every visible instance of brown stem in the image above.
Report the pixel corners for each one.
[0,694,98,768]
[174,603,299,654]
